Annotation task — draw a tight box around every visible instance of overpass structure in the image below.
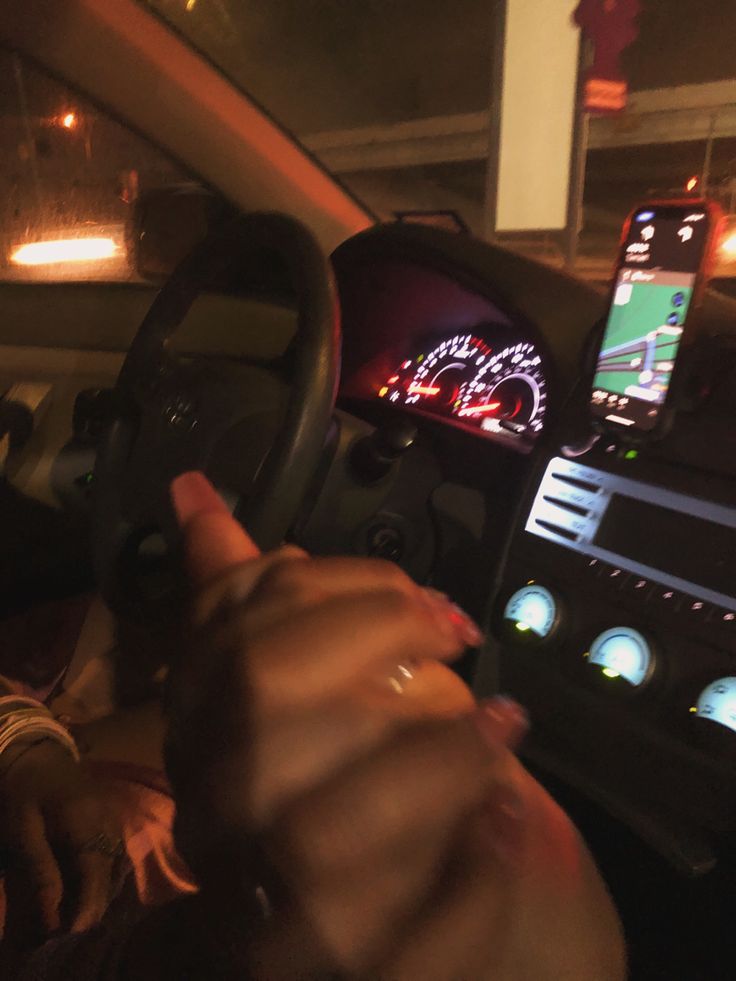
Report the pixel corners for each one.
[303,81,736,175]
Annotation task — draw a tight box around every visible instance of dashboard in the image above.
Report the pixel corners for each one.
[483,306,736,874]
[377,331,547,446]
[4,218,736,974]
[333,223,736,877]
[334,231,561,456]
[9,217,736,887]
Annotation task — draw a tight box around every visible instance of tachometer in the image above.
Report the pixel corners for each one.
[379,334,492,415]
[455,342,547,439]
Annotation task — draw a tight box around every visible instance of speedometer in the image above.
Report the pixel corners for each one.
[455,342,547,439]
[379,333,492,416]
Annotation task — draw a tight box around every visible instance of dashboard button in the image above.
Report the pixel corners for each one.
[622,576,654,600]
[682,598,712,621]
[601,566,630,589]
[650,586,683,612]
[580,556,604,575]
[708,607,736,629]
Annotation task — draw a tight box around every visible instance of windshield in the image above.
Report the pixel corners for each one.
[149,3,736,286]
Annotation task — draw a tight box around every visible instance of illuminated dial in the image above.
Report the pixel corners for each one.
[503,585,558,641]
[379,334,492,416]
[587,627,654,687]
[455,342,547,439]
[693,677,736,733]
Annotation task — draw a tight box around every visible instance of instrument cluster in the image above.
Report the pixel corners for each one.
[377,330,547,444]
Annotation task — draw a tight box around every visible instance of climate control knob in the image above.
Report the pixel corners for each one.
[692,677,736,733]
[587,627,654,688]
[503,584,559,642]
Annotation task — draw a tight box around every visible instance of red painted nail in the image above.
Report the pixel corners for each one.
[449,604,484,647]
[420,590,484,647]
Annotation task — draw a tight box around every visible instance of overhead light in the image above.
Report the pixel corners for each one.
[10,237,119,266]
[61,111,78,129]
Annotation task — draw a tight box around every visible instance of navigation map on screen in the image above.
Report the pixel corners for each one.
[591,204,711,432]
[592,272,693,404]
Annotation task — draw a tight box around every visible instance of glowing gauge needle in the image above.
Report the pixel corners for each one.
[458,401,501,417]
[408,384,441,397]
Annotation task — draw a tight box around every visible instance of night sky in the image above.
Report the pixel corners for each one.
[157,0,736,134]
[5,1,735,133]
[624,0,736,90]
[2,0,734,260]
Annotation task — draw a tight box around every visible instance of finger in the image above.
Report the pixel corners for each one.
[209,695,401,828]
[254,554,418,606]
[191,553,419,641]
[68,849,115,933]
[169,589,472,863]
[225,588,477,714]
[216,694,523,830]
[362,660,476,720]
[191,546,308,628]
[248,560,482,658]
[191,696,525,877]
[274,715,505,881]
[170,547,309,729]
[44,791,117,933]
[266,716,514,970]
[172,698,404,892]
[7,807,63,937]
[475,697,529,754]
[377,804,520,981]
[170,470,260,585]
[240,555,435,636]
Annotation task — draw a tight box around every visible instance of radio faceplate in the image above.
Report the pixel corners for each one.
[526,456,736,615]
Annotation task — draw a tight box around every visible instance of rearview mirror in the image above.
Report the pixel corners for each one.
[126,183,234,281]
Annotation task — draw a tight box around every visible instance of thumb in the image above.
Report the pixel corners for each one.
[171,471,261,586]
[5,808,63,941]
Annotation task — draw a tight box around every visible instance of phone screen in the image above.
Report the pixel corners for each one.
[591,204,714,432]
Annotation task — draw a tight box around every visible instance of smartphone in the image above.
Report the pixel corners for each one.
[590,201,723,436]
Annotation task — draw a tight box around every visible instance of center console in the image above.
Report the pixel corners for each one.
[480,354,736,872]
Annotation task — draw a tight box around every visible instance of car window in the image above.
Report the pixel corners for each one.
[0,49,187,284]
[145,1,736,285]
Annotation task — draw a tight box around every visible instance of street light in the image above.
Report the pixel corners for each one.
[10,237,119,266]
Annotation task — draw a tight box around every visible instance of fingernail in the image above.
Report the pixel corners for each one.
[170,471,229,526]
[420,590,484,647]
[483,785,527,868]
[449,604,484,647]
[475,697,529,751]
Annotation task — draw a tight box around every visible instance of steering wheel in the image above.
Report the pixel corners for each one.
[92,212,340,616]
